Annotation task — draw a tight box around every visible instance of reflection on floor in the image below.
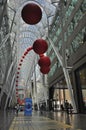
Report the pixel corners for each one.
[0,110,86,130]
[9,113,73,130]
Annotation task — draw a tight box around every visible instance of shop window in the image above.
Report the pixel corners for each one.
[79,65,86,108]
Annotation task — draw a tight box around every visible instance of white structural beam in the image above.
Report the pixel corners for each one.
[48,37,77,113]
[4,74,15,110]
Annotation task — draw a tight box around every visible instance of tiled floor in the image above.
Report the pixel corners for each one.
[0,110,14,130]
[9,114,73,130]
[0,110,86,130]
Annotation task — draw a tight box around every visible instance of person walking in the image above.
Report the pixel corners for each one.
[61,104,64,111]
[65,100,69,114]
[40,104,43,115]
[16,103,19,116]
[69,103,73,114]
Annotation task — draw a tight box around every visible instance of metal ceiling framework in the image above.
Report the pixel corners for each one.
[0,0,77,112]
[7,0,57,86]
[0,0,59,109]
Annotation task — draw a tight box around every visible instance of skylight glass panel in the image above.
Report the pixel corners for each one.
[7,0,59,87]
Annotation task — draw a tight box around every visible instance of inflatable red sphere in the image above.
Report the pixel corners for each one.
[22,56,25,59]
[18,67,20,70]
[21,3,42,24]
[38,56,51,67]
[19,63,22,66]
[16,76,19,78]
[40,66,50,74]
[33,39,48,54]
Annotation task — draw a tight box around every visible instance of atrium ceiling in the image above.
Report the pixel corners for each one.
[6,0,59,87]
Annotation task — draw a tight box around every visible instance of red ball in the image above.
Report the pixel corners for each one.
[16,80,18,83]
[16,76,19,78]
[19,63,22,66]
[38,56,51,67]
[18,67,20,70]
[40,66,50,74]
[24,51,28,56]
[17,72,19,74]
[27,47,33,52]
[21,3,42,25]
[20,59,23,62]
[33,39,48,54]
[22,56,25,59]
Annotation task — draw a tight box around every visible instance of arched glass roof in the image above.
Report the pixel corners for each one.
[7,0,59,86]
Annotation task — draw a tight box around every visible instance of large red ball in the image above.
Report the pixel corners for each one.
[40,66,50,74]
[21,3,42,25]
[38,56,51,67]
[33,39,48,54]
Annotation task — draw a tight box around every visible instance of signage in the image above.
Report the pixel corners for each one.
[24,98,32,116]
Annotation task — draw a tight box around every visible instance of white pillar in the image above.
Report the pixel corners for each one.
[48,37,77,113]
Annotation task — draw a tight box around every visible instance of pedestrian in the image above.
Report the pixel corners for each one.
[61,104,64,111]
[40,104,43,115]
[65,100,69,114]
[16,103,19,116]
[69,103,73,114]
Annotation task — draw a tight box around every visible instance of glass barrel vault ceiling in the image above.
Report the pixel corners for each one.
[7,0,59,86]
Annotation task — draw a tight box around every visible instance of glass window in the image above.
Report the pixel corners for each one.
[48,45,52,54]
[50,52,56,62]
[71,0,78,6]
[58,40,62,50]
[64,32,67,42]
[53,36,57,43]
[79,65,86,108]
[69,45,74,55]
[80,0,86,14]
[71,27,86,52]
[56,27,62,36]
[65,4,74,21]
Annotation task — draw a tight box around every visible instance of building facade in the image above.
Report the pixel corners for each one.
[47,0,86,113]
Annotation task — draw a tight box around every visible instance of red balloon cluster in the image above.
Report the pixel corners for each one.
[15,47,33,100]
[32,39,51,74]
[21,3,42,25]
[33,39,48,54]
[15,39,50,99]
[38,55,51,74]
[21,2,51,76]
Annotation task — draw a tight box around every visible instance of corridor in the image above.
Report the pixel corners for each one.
[0,0,86,129]
[0,110,86,130]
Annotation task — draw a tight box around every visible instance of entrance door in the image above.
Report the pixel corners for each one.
[75,64,86,113]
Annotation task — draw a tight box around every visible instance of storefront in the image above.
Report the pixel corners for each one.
[75,63,86,113]
[49,82,72,111]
